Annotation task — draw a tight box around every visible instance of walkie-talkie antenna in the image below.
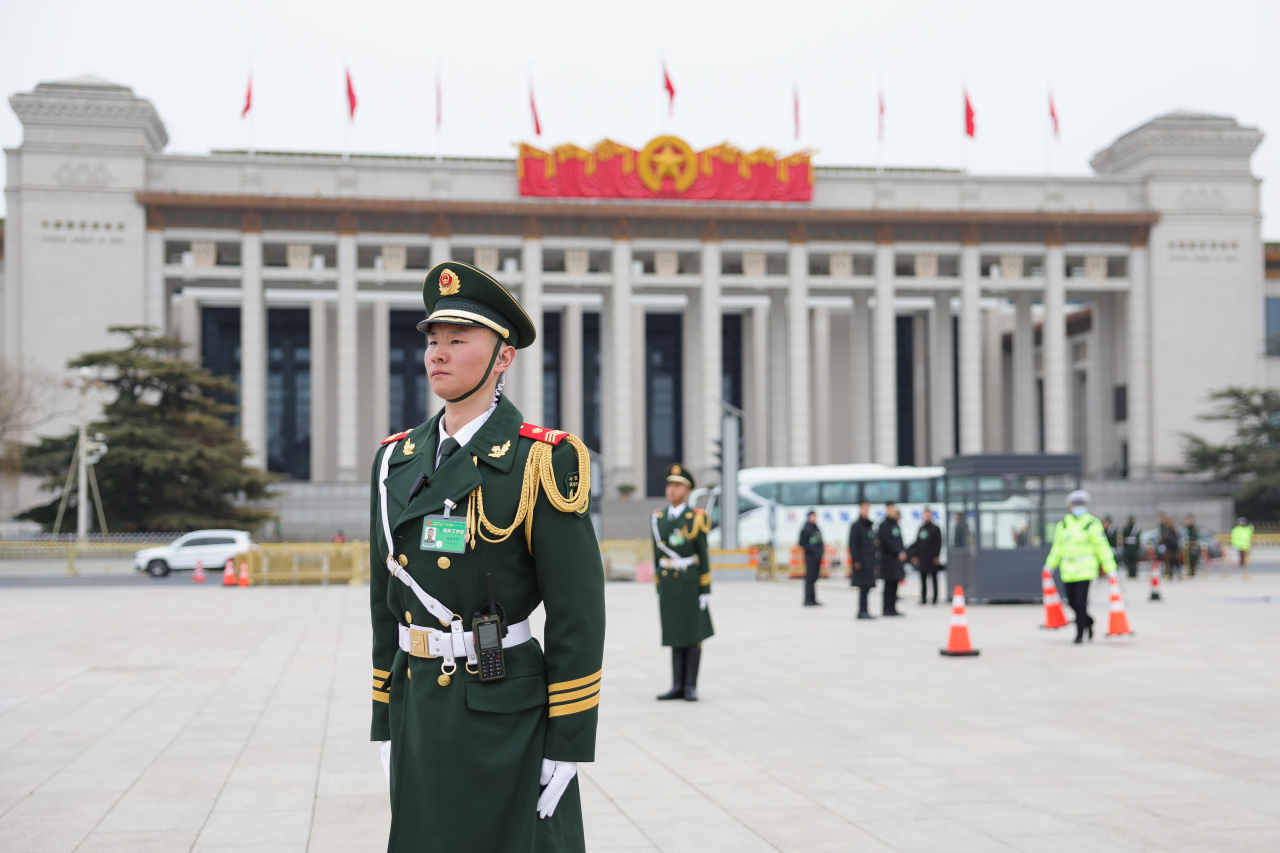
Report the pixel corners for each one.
[486,573,497,616]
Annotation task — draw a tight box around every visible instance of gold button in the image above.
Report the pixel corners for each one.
[405,611,412,623]
[437,556,451,569]
[662,570,668,577]
[407,667,411,679]
[437,673,451,687]
[397,555,408,567]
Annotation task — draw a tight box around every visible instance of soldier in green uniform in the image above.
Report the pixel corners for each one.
[1121,514,1142,578]
[1184,514,1201,578]
[369,262,605,853]
[652,463,713,701]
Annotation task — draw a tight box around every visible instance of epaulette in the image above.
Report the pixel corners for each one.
[520,423,569,445]
[693,508,706,515]
[381,431,410,445]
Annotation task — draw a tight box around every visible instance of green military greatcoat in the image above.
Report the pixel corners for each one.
[651,506,714,647]
[370,395,605,853]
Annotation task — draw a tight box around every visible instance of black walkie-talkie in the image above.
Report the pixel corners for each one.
[472,573,506,682]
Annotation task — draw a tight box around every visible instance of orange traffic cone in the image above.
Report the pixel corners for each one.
[1105,572,1134,637]
[222,558,236,586]
[1149,561,1161,601]
[237,560,250,587]
[192,559,206,583]
[1039,567,1069,630]
[939,586,980,656]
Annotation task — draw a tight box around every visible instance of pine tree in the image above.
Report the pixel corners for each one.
[1180,386,1280,521]
[18,327,277,532]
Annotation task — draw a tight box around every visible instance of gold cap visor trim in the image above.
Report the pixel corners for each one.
[423,310,510,339]
[666,475,693,487]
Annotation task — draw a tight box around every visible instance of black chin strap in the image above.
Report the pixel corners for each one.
[447,337,505,403]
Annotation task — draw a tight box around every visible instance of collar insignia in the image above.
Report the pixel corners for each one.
[402,438,417,456]
[488,440,511,458]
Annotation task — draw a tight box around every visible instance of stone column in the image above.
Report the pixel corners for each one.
[1042,240,1068,453]
[310,299,329,481]
[701,236,723,481]
[930,291,953,463]
[177,293,201,362]
[240,227,267,469]
[769,291,790,465]
[982,306,1006,452]
[1127,240,1151,477]
[787,239,810,465]
[750,303,770,467]
[609,231,634,489]
[373,299,390,445]
[1086,295,1112,476]
[851,292,872,462]
[562,303,584,436]
[145,227,165,332]
[520,231,544,424]
[812,306,831,464]
[1012,292,1036,452]
[336,231,359,480]
[873,232,897,465]
[959,240,983,454]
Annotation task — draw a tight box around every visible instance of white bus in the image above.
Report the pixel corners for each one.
[692,464,948,569]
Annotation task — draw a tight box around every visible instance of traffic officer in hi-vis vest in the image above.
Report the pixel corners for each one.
[652,463,714,701]
[370,261,605,853]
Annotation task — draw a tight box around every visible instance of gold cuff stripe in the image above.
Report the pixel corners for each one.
[373,678,386,689]
[547,692,601,718]
[699,573,711,586]
[372,690,390,704]
[373,668,390,678]
[427,309,509,339]
[548,669,603,694]
[548,681,601,705]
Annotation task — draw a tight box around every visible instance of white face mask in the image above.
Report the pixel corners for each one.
[1072,505,1087,518]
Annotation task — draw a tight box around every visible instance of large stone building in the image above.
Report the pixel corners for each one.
[2,76,1268,534]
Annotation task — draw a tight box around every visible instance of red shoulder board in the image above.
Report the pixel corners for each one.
[693,508,706,514]
[519,423,569,445]
[381,431,410,445]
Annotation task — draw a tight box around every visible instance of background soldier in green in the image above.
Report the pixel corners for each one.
[652,463,713,701]
[370,262,605,853]
[1184,514,1201,578]
[1121,514,1142,578]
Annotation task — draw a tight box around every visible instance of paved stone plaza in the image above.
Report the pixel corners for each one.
[2,567,1278,853]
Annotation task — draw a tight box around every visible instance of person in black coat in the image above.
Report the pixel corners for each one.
[848,502,879,619]
[910,507,943,605]
[877,503,908,616]
[798,510,824,606]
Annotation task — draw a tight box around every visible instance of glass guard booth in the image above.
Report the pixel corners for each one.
[943,454,1082,603]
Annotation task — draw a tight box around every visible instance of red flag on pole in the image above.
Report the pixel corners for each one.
[1049,91,1059,139]
[963,89,975,138]
[529,83,541,136]
[662,63,676,117]
[878,88,885,142]
[345,68,357,120]
[241,75,252,118]
[793,85,800,140]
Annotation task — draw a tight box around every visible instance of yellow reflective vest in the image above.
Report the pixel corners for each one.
[1231,524,1254,551]
[1046,513,1117,582]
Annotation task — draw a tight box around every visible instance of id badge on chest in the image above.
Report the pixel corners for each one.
[421,515,467,553]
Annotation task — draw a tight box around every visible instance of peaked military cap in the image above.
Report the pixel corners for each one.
[665,463,694,489]
[418,261,537,349]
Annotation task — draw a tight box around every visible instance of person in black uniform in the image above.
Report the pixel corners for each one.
[799,510,824,606]
[910,507,943,605]
[848,502,878,619]
[877,502,908,616]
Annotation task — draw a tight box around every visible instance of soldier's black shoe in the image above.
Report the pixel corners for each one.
[857,612,875,619]
[657,648,687,700]
[683,646,701,701]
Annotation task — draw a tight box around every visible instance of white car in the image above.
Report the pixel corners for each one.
[134,530,255,577]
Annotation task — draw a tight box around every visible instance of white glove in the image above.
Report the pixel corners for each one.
[537,758,577,819]
[380,740,391,787]
[698,594,709,610]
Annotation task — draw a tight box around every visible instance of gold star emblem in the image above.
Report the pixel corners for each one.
[637,135,697,192]
[650,145,685,180]
[402,438,416,456]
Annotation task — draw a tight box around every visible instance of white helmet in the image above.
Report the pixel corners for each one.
[1067,489,1090,506]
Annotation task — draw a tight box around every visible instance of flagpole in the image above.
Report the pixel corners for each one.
[876,77,883,173]
[435,60,441,162]
[342,56,350,161]
[247,53,254,158]
[1046,80,1053,176]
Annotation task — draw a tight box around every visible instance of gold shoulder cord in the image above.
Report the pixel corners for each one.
[468,434,591,554]
[680,511,712,540]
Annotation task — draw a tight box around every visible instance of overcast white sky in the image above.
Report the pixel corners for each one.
[3,0,1277,236]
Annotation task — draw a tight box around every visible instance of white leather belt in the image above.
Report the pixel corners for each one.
[398,618,532,664]
[658,555,697,570]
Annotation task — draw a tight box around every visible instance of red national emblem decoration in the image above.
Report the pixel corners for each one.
[438,268,460,296]
[517,135,813,202]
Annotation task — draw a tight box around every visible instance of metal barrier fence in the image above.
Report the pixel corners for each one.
[236,543,371,585]
[0,541,176,575]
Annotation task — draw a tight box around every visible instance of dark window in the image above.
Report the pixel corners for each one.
[864,480,902,503]
[267,309,311,480]
[1114,385,1128,423]
[389,311,428,433]
[201,307,241,426]
[583,312,601,453]
[896,315,914,466]
[751,483,777,502]
[645,314,683,497]
[820,481,860,504]
[1267,298,1280,355]
[542,311,562,429]
[779,481,819,506]
[722,314,743,409]
[206,537,237,545]
[906,480,932,503]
